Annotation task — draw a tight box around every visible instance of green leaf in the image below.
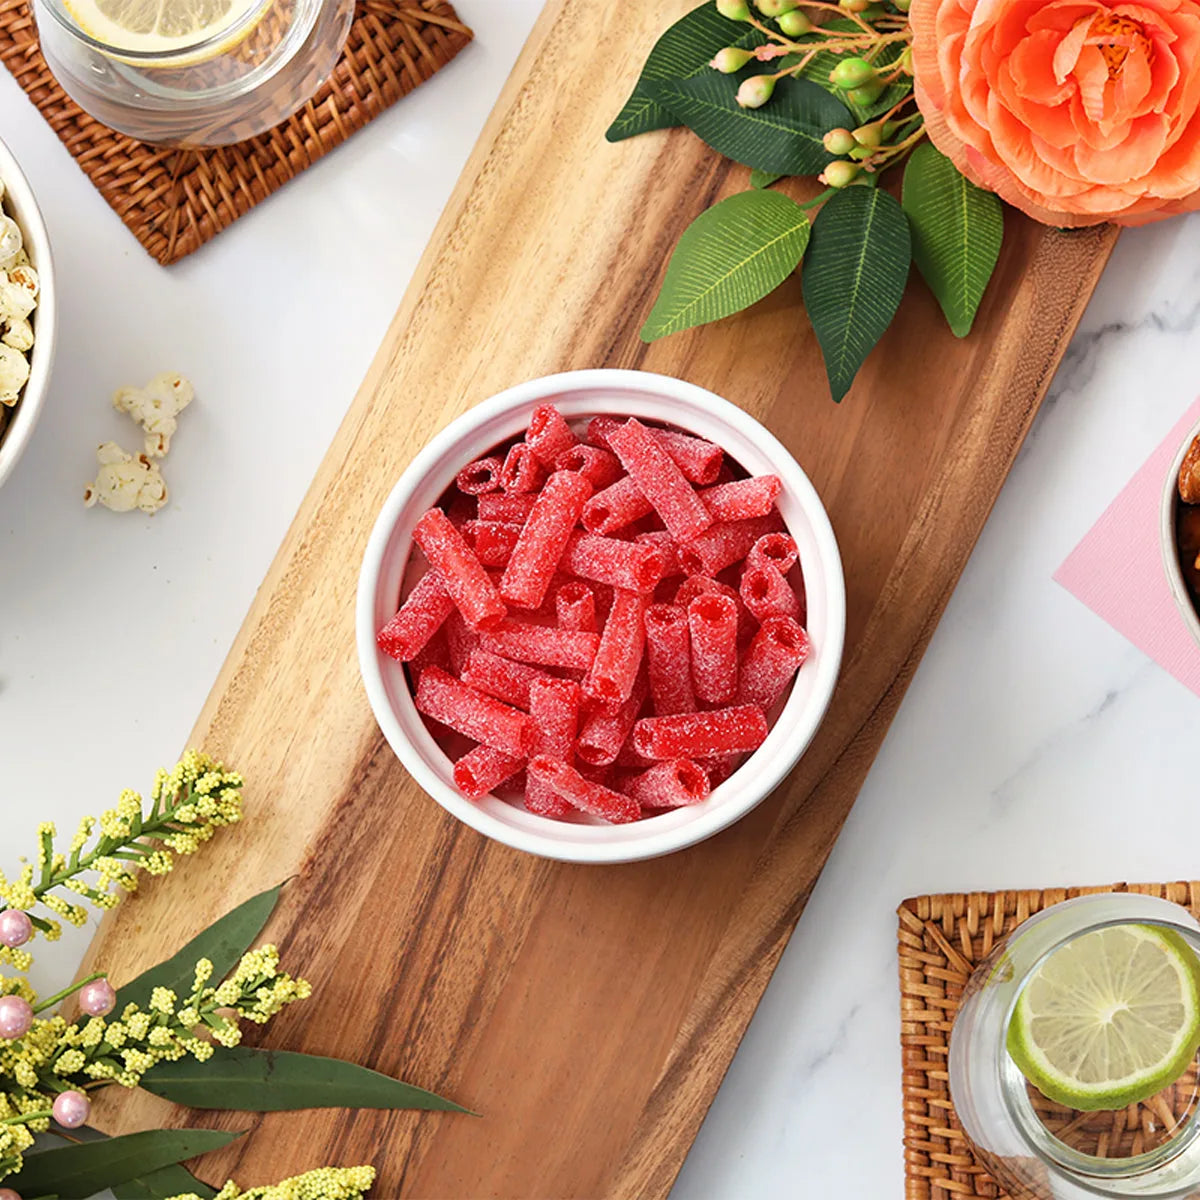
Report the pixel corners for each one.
[140,1046,472,1114]
[113,1163,218,1200]
[646,72,850,175]
[801,186,912,402]
[641,190,810,342]
[749,168,783,188]
[902,143,1003,337]
[114,883,284,1015]
[606,3,765,142]
[6,1129,241,1198]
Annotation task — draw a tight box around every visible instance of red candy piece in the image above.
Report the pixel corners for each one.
[740,563,802,623]
[584,589,648,706]
[479,620,600,670]
[415,667,533,757]
[561,531,666,594]
[621,759,710,809]
[478,492,537,523]
[460,648,556,710]
[464,520,523,568]
[443,609,479,674]
[376,570,455,662]
[578,673,648,766]
[606,418,713,543]
[555,443,623,489]
[588,417,723,485]
[700,753,743,787]
[688,593,739,705]
[555,581,597,632]
[747,532,798,575]
[527,404,577,465]
[636,531,682,578]
[454,745,525,799]
[581,476,654,535]
[412,508,507,631]
[500,443,548,493]
[633,705,769,760]
[644,603,697,715]
[500,470,594,609]
[527,756,640,824]
[678,514,780,577]
[737,616,810,710]
[456,456,504,495]
[526,677,582,816]
[700,475,781,521]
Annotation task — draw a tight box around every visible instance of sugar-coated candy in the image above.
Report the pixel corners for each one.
[621,759,710,808]
[377,570,455,662]
[480,620,600,669]
[527,756,640,824]
[673,575,750,638]
[678,514,780,577]
[461,648,556,710]
[584,589,647,705]
[700,753,743,787]
[747,532,798,575]
[444,609,479,674]
[577,762,613,786]
[500,443,548,493]
[555,581,597,632]
[409,627,452,677]
[412,508,507,631]
[737,617,810,710]
[700,475,781,521]
[578,672,648,766]
[606,419,713,543]
[588,417,723,485]
[415,667,534,757]
[636,531,682,578]
[456,456,504,495]
[478,492,538,523]
[633,705,769,760]
[581,476,654,535]
[464,520,523,567]
[644,603,696,715]
[454,745,526,799]
[740,563,802,623]
[561,531,667,594]
[555,443,624,489]
[500,470,594,609]
[688,593,739,705]
[526,404,577,465]
[526,677,582,816]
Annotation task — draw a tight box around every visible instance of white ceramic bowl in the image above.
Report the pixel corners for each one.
[357,369,846,864]
[0,135,56,491]
[1161,416,1200,650]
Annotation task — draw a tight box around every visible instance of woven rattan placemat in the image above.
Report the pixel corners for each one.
[898,881,1200,1199]
[0,0,471,263]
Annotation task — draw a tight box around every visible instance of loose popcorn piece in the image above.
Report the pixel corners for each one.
[83,442,169,515]
[112,372,194,457]
[0,343,30,407]
[2,317,32,352]
[0,214,22,272]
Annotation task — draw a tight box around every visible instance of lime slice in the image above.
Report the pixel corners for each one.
[63,0,263,56]
[1007,924,1200,1112]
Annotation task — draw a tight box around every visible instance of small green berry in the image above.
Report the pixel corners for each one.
[755,0,799,13]
[821,160,861,188]
[777,9,813,33]
[736,74,777,109]
[710,46,755,73]
[716,0,753,19]
[892,0,912,10]
[829,57,876,89]
[848,145,874,160]
[839,0,872,11]
[847,79,885,105]
[852,121,883,148]
[823,127,857,155]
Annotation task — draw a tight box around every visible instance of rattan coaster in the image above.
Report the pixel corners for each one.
[898,881,1200,1199]
[0,0,471,263]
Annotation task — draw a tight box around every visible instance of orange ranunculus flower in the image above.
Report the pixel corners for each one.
[910,0,1200,225]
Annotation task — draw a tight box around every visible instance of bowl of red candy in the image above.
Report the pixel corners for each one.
[357,369,845,863]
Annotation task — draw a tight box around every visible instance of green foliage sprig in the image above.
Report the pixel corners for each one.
[610,0,1005,401]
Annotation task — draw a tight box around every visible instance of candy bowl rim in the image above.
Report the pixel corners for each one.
[356,368,846,864]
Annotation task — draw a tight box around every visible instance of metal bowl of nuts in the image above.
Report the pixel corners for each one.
[0,134,55,491]
[1162,418,1200,650]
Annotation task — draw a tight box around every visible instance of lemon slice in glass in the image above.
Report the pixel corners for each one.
[63,0,265,57]
[1007,923,1200,1112]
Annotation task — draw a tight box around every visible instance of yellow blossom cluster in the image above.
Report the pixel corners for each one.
[167,1166,377,1200]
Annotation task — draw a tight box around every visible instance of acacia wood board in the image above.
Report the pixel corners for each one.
[83,1,1119,1194]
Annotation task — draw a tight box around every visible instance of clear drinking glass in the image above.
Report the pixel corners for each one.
[950,893,1200,1200]
[32,0,354,146]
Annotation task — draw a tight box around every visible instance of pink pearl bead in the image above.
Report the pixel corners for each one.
[51,1090,90,1130]
[0,996,33,1040]
[0,1189,22,1200]
[0,910,32,949]
[78,978,117,1017]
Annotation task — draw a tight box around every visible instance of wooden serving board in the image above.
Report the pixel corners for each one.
[84,2,1118,1195]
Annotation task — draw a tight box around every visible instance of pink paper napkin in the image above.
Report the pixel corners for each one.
[1055,399,1200,697]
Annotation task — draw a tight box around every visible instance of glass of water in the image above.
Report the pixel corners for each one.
[33,0,354,146]
[950,892,1200,1200]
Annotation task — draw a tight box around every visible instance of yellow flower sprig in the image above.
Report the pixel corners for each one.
[168,1166,377,1200]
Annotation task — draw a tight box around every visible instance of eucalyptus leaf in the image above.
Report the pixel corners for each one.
[642,190,810,342]
[114,883,284,1015]
[801,186,911,402]
[646,72,849,175]
[113,1163,218,1200]
[606,3,765,142]
[6,1129,241,1198]
[140,1046,472,1114]
[749,168,783,189]
[902,143,1003,337]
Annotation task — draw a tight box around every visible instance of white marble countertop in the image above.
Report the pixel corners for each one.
[2,3,1199,1197]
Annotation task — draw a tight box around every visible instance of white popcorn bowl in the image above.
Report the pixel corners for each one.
[357,369,846,864]
[1161,416,1200,651]
[0,135,55,491]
